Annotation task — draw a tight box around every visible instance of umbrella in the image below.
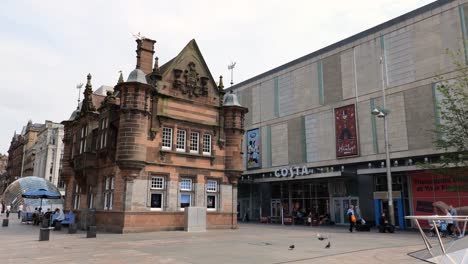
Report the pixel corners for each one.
[22,189,61,209]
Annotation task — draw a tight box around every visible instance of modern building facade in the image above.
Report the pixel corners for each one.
[231,0,468,228]
[61,38,247,233]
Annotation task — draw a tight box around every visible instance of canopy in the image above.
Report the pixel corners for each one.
[22,189,61,199]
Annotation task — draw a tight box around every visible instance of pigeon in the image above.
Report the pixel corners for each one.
[317,234,328,241]
[289,245,295,250]
[325,242,331,249]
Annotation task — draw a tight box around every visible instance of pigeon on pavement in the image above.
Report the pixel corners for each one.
[317,234,328,241]
[325,242,331,249]
[289,245,295,250]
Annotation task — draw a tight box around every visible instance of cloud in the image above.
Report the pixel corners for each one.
[0,0,433,153]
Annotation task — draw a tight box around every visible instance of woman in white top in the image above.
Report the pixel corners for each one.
[445,209,454,236]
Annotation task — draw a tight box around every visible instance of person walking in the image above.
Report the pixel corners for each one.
[449,205,463,238]
[6,204,11,218]
[347,205,356,232]
[17,203,23,220]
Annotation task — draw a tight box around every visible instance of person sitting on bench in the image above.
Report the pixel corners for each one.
[51,208,64,227]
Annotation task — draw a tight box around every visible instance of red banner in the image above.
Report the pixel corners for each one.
[335,104,358,157]
[410,171,468,228]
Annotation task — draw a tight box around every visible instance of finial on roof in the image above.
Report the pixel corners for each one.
[218,75,224,90]
[153,57,159,72]
[118,71,124,84]
[80,73,96,115]
[86,73,92,88]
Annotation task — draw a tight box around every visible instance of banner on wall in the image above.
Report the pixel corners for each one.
[410,171,468,228]
[334,104,359,158]
[246,128,261,169]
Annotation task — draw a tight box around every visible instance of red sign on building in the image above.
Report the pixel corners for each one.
[334,104,358,158]
[410,170,468,228]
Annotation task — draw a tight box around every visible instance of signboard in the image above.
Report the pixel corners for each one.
[246,128,261,169]
[410,171,468,228]
[334,104,359,158]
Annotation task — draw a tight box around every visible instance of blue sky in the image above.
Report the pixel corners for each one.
[0,0,433,153]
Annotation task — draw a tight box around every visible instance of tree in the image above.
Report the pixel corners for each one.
[433,49,468,168]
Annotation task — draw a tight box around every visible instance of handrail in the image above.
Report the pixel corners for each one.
[405,215,467,263]
[405,215,468,220]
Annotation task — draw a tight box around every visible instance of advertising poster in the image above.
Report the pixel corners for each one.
[410,170,468,228]
[246,128,261,169]
[334,104,359,158]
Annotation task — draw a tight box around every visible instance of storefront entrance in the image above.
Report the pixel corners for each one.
[332,197,359,224]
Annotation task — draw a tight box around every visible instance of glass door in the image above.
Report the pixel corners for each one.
[332,197,359,224]
[334,199,341,224]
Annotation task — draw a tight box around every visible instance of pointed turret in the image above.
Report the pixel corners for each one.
[117,71,124,84]
[223,91,248,186]
[80,73,96,115]
[218,75,224,91]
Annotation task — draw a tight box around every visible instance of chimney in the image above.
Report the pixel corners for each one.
[135,38,156,75]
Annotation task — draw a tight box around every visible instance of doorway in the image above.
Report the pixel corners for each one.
[332,197,359,224]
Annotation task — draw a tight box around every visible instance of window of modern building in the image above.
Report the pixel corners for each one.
[206,180,218,211]
[162,127,173,150]
[180,178,193,209]
[202,134,211,155]
[150,176,165,210]
[176,129,186,152]
[104,176,114,210]
[190,132,199,154]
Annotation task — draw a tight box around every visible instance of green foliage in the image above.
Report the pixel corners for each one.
[433,49,468,168]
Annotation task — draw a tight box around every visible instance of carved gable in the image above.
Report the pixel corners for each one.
[158,40,220,106]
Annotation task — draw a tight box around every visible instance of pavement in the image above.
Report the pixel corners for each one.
[0,217,432,264]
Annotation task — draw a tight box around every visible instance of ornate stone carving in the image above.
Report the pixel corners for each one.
[172,62,209,98]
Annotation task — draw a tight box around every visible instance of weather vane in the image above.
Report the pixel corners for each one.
[228,62,236,86]
[131,32,146,40]
[76,83,83,109]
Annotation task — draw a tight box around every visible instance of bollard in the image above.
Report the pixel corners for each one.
[2,219,8,227]
[39,228,50,241]
[86,226,97,238]
[68,223,77,234]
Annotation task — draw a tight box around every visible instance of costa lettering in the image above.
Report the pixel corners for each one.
[274,166,310,178]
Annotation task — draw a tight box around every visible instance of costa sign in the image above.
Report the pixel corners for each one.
[274,166,311,178]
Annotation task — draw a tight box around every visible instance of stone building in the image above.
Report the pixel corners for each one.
[33,121,65,193]
[0,154,8,194]
[6,121,43,185]
[231,0,468,229]
[61,38,247,233]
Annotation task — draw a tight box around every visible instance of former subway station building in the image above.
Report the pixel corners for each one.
[61,38,247,232]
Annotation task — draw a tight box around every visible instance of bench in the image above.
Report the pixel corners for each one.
[51,212,75,225]
[22,212,33,223]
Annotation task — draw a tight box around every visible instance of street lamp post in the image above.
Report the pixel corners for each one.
[371,55,395,226]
